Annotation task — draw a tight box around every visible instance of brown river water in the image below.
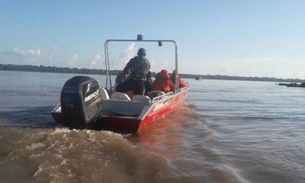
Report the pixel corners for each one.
[0,71,304,183]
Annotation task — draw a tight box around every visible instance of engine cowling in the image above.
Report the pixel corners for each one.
[60,76,102,129]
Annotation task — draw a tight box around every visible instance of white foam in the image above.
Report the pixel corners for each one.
[26,142,45,150]
[52,127,72,134]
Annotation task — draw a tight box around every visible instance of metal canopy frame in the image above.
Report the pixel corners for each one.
[104,34,179,93]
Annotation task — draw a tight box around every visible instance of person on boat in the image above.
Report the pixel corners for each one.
[170,69,186,88]
[114,71,128,91]
[115,71,127,85]
[116,48,150,97]
[145,71,153,95]
[152,69,175,93]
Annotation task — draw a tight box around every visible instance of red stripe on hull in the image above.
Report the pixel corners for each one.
[139,91,187,131]
[100,91,188,133]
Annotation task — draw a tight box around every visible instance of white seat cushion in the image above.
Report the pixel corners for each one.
[111,92,131,101]
[132,95,151,103]
[99,88,109,99]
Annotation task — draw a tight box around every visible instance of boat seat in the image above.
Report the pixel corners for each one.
[99,88,109,100]
[111,92,131,101]
[132,95,151,103]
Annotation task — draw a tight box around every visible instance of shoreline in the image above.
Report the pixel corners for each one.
[0,63,304,83]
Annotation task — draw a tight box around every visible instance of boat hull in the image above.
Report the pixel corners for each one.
[51,88,188,133]
[97,88,188,133]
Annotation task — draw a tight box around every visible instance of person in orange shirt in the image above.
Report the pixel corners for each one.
[170,69,186,88]
[152,69,175,93]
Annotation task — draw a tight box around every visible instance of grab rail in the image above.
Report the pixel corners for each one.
[151,91,174,103]
[104,34,179,93]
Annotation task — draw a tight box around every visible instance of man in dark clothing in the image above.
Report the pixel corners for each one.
[145,71,153,94]
[116,48,150,96]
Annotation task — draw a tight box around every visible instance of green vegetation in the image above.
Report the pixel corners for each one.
[0,63,304,83]
[0,64,107,75]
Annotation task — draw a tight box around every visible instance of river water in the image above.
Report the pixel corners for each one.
[0,71,304,183]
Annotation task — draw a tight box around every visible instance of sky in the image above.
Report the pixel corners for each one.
[0,0,304,79]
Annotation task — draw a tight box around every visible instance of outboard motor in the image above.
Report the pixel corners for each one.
[60,76,102,129]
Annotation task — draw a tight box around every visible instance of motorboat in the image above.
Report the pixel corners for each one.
[277,82,305,88]
[195,76,202,80]
[51,35,189,133]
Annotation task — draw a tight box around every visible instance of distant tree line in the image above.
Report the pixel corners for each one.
[0,63,304,83]
[188,74,305,83]
[0,64,107,75]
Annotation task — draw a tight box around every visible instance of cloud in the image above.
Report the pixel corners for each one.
[68,53,79,67]
[151,59,170,72]
[48,46,58,61]
[0,48,41,64]
[111,42,137,69]
[125,42,136,59]
[13,48,41,57]
[1,48,41,57]
[91,53,102,66]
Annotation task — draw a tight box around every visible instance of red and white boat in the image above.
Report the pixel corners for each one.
[51,35,188,133]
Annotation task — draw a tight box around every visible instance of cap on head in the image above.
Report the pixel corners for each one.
[137,48,146,57]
